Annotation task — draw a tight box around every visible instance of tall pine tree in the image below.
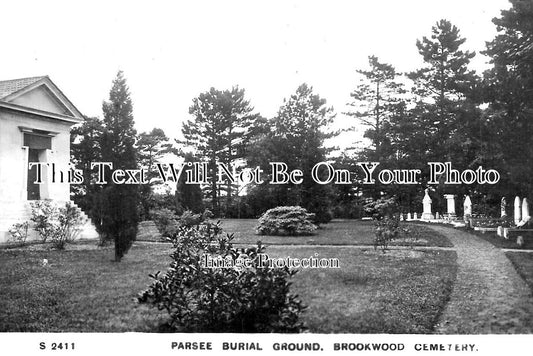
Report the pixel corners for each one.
[407,19,479,164]
[397,20,482,212]
[345,56,407,200]
[346,55,405,162]
[247,84,337,223]
[182,86,258,216]
[483,0,533,198]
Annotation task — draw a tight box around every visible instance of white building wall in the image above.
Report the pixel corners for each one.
[0,110,72,202]
[0,109,83,243]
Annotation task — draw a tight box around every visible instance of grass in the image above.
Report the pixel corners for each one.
[468,229,533,301]
[0,243,170,332]
[221,219,453,247]
[267,246,457,333]
[0,219,457,333]
[506,252,533,294]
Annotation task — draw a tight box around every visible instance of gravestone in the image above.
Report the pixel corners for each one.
[463,196,472,218]
[444,194,456,218]
[436,212,440,219]
[522,198,530,222]
[501,197,507,218]
[414,212,418,220]
[514,196,521,225]
[407,212,412,220]
[422,189,434,220]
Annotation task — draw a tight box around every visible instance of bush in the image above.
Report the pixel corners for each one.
[178,210,204,228]
[256,206,317,236]
[150,208,180,237]
[374,216,400,252]
[8,222,29,245]
[30,200,58,243]
[364,197,401,252]
[30,200,84,249]
[138,220,306,332]
[150,209,215,237]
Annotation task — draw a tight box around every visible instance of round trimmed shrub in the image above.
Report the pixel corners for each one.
[256,206,317,236]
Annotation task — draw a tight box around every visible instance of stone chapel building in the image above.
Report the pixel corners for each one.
[0,76,97,243]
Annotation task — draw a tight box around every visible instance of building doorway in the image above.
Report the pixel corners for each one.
[27,148,41,200]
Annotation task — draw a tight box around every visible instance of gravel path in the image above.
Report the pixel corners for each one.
[427,225,533,334]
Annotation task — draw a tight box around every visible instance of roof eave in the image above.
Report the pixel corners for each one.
[0,101,83,125]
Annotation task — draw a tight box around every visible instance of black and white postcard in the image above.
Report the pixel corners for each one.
[0,1,532,355]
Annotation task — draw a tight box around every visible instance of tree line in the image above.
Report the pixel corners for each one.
[71,0,533,260]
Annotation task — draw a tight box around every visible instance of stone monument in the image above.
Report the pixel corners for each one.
[421,189,434,220]
[444,194,456,219]
[501,197,507,218]
[514,196,521,226]
[463,196,472,219]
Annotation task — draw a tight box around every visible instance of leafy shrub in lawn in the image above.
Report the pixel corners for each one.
[256,206,317,236]
[374,216,400,251]
[365,198,401,251]
[149,208,179,237]
[150,209,214,237]
[30,200,84,249]
[8,221,29,245]
[178,209,207,228]
[30,200,58,243]
[138,220,306,332]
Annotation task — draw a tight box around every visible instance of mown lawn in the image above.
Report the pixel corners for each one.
[221,219,453,247]
[0,244,169,332]
[266,246,457,333]
[0,219,457,333]
[506,252,533,294]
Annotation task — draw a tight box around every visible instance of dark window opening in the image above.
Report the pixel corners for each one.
[23,133,52,150]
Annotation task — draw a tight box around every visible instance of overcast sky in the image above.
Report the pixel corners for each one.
[0,0,511,147]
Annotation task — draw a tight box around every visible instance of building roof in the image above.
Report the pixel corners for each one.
[0,76,47,99]
[0,75,83,123]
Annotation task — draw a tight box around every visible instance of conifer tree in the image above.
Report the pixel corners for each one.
[71,116,105,214]
[407,19,479,163]
[182,86,258,216]
[345,56,407,200]
[99,71,139,262]
[247,84,336,223]
[137,128,175,219]
[175,152,205,214]
[346,55,405,162]
[483,0,533,197]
